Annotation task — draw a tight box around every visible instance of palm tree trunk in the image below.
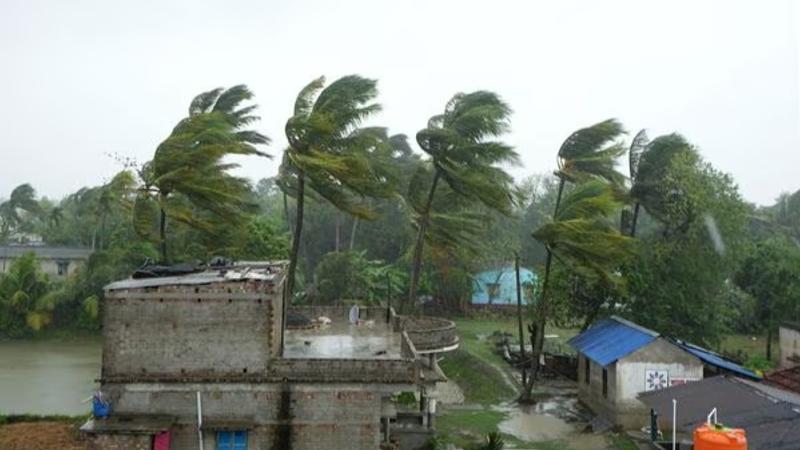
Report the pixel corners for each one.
[525,177,565,398]
[531,250,553,374]
[406,171,442,313]
[630,202,641,237]
[515,253,527,387]
[286,174,305,301]
[335,213,341,252]
[283,192,293,234]
[766,326,773,361]
[349,218,359,251]
[159,205,167,263]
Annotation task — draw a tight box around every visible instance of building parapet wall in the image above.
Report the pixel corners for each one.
[399,316,459,353]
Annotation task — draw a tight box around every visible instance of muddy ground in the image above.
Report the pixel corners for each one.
[0,421,89,450]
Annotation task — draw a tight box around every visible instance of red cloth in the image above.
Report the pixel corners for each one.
[153,431,171,450]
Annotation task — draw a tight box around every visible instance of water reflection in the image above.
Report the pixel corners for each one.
[0,338,101,414]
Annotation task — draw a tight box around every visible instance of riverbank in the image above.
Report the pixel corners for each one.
[0,337,101,415]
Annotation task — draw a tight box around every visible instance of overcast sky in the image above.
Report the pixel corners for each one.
[1,0,798,206]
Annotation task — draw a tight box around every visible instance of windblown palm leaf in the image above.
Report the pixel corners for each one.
[0,184,44,241]
[416,91,519,215]
[406,91,517,309]
[281,75,390,298]
[533,180,636,288]
[557,119,627,186]
[133,84,269,261]
[630,133,697,226]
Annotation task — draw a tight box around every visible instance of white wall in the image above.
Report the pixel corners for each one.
[616,361,703,401]
[779,326,800,369]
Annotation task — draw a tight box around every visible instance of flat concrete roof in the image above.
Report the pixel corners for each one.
[105,261,286,290]
[284,320,401,360]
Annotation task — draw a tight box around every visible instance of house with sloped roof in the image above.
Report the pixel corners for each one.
[568,316,760,429]
[639,375,800,450]
[471,266,536,307]
[0,244,92,277]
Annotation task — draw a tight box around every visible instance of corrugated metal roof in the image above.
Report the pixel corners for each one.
[639,376,800,450]
[670,338,761,380]
[0,245,92,259]
[567,316,658,366]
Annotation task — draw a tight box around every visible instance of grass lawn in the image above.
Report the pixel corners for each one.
[718,333,778,368]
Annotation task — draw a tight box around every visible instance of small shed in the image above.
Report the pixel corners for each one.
[569,316,704,428]
[570,316,760,429]
[471,266,536,306]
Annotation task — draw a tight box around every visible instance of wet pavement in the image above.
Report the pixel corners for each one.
[283,321,401,359]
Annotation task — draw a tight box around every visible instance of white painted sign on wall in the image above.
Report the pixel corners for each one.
[645,369,669,391]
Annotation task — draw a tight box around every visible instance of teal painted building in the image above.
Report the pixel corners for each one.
[471,266,537,306]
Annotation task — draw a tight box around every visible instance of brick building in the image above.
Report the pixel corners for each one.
[80,261,458,450]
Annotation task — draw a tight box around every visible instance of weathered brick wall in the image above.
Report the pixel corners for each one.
[85,434,151,450]
[102,288,279,377]
[99,383,390,450]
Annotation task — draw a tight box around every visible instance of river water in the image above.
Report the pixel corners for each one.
[0,338,101,415]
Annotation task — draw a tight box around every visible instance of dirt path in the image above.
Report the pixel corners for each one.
[0,422,88,450]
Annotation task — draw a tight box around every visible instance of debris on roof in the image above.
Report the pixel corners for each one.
[105,261,287,290]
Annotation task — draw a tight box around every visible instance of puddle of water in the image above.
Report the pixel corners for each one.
[498,409,575,441]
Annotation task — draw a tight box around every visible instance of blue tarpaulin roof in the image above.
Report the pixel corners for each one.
[670,338,761,380]
[567,316,658,366]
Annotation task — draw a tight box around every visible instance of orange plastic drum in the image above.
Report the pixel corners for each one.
[694,425,747,450]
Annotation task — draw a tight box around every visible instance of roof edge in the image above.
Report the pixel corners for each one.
[609,315,660,337]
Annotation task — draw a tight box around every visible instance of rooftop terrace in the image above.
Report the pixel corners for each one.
[284,320,402,359]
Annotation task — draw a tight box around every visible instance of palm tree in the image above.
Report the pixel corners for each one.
[405,91,518,311]
[554,119,627,213]
[133,85,269,262]
[281,75,390,300]
[346,129,412,250]
[0,184,43,243]
[628,132,696,236]
[525,181,635,396]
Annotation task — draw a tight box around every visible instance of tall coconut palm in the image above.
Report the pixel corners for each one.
[281,75,391,301]
[525,180,635,396]
[134,85,269,262]
[0,184,43,243]
[405,91,518,311]
[628,133,696,236]
[521,119,626,392]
